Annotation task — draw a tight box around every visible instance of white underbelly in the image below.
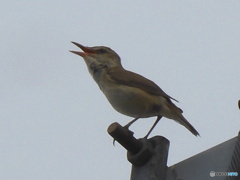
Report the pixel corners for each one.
[102,85,160,118]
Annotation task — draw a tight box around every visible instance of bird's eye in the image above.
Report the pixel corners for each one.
[98,48,107,54]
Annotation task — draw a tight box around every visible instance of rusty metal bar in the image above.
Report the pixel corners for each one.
[107,122,143,154]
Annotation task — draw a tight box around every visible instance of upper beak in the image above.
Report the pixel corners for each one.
[70,42,95,57]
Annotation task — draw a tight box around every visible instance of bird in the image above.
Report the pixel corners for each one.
[70,42,200,138]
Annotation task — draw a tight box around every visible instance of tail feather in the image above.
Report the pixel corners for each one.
[177,114,200,136]
[166,102,200,136]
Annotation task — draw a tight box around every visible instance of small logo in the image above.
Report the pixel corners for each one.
[210,171,215,177]
[210,171,238,177]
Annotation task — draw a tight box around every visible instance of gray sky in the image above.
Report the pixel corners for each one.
[1,1,240,180]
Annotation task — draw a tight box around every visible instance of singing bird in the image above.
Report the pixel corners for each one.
[70,42,200,138]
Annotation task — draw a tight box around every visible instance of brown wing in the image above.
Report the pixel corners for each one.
[107,67,178,102]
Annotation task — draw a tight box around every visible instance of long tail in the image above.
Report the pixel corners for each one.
[177,114,200,136]
[166,102,200,136]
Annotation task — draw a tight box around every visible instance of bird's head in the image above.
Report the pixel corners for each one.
[70,42,122,74]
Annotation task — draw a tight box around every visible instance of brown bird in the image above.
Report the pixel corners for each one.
[70,42,200,138]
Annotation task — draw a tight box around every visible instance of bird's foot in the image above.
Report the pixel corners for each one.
[113,139,116,146]
[112,125,134,145]
[143,133,150,139]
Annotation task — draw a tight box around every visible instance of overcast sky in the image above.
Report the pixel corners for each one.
[1,1,240,180]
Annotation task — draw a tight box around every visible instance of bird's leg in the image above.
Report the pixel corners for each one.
[124,117,139,129]
[144,116,162,139]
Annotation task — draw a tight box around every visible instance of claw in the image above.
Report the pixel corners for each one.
[113,139,116,146]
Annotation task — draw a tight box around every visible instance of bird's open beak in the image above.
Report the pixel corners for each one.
[70,42,95,57]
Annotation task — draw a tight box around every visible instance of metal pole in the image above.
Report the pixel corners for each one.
[130,136,170,180]
[108,123,170,180]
